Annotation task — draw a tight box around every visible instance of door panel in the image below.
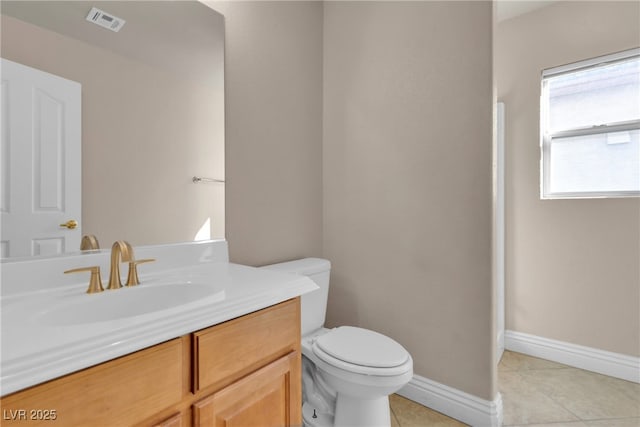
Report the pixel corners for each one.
[33,88,65,211]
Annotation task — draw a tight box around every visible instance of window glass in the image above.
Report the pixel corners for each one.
[547,58,640,133]
[549,129,640,194]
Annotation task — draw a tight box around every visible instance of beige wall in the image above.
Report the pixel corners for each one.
[209,1,324,266]
[323,1,495,400]
[496,1,640,356]
[1,13,225,249]
[211,0,496,400]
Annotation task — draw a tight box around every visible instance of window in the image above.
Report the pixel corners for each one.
[540,48,640,199]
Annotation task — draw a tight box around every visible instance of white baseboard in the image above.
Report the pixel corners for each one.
[505,330,640,383]
[397,375,503,427]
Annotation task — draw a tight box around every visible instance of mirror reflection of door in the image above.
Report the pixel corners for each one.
[1,58,81,258]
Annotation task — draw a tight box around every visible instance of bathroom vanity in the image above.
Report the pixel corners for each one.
[0,241,316,426]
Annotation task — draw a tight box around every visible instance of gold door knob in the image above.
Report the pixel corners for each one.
[60,220,78,229]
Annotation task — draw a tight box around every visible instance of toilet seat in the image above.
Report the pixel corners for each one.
[312,326,411,377]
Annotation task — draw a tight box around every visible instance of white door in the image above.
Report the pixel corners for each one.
[1,58,81,258]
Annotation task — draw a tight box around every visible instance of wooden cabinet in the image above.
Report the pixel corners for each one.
[0,298,301,427]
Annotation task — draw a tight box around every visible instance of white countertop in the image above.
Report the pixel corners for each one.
[0,241,317,396]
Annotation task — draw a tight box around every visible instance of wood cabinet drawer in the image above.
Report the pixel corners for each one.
[1,338,183,426]
[192,298,300,393]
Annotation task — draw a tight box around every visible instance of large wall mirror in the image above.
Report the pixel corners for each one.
[1,1,225,258]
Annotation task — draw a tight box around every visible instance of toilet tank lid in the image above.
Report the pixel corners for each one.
[260,257,331,276]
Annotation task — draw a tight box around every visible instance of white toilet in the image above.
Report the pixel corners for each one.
[261,258,413,427]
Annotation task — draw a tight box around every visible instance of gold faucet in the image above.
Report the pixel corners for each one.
[80,234,100,251]
[107,240,133,290]
[65,240,154,294]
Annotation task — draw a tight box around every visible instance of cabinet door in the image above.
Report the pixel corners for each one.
[193,352,301,427]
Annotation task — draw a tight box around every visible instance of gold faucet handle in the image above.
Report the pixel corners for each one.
[64,266,104,294]
[126,258,156,287]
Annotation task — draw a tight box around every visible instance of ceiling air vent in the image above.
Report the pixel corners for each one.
[85,7,125,32]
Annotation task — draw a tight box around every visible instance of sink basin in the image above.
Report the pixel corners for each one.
[37,282,224,325]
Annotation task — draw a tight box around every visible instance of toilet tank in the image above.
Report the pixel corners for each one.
[260,258,331,336]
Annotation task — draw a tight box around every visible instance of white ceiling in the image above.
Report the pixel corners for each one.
[496,1,559,23]
[1,1,224,83]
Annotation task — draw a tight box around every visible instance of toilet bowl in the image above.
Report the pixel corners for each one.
[261,258,413,427]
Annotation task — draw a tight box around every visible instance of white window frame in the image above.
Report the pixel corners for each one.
[540,48,640,199]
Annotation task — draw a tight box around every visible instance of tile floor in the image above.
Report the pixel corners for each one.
[388,350,640,427]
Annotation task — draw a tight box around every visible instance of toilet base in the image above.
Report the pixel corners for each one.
[334,394,391,427]
[302,402,334,427]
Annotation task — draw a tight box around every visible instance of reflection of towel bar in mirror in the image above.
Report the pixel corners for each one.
[192,176,225,184]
